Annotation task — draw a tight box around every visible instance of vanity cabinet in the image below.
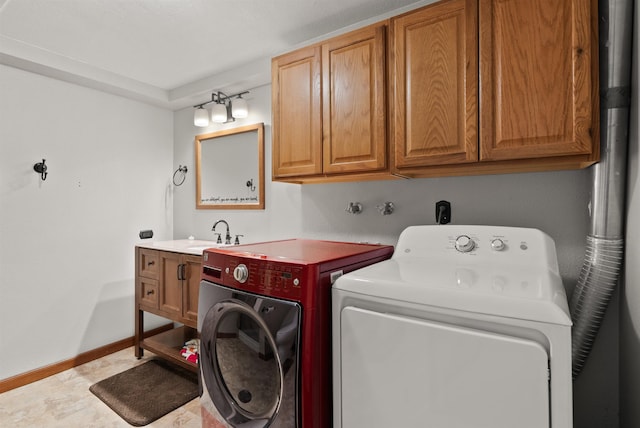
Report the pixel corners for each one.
[391,0,598,177]
[135,247,201,371]
[272,22,390,182]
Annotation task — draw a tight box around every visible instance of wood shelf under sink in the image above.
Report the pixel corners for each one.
[140,325,198,372]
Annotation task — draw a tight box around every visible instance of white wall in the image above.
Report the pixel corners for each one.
[173,79,619,427]
[621,2,639,426]
[0,65,174,380]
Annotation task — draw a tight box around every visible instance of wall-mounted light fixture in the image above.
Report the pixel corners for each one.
[193,90,250,127]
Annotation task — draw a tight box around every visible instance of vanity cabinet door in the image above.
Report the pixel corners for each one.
[272,45,322,178]
[392,0,478,170]
[479,0,596,161]
[182,255,202,322]
[159,252,183,318]
[322,22,387,174]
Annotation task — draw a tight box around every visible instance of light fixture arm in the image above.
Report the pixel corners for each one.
[193,90,250,109]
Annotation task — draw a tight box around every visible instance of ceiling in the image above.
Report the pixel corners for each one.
[0,0,428,110]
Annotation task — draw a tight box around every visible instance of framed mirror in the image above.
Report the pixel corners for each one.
[195,123,265,210]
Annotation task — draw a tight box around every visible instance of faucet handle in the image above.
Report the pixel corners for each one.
[234,235,244,245]
[214,233,222,244]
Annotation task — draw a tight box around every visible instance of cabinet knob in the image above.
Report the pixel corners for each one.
[146,289,155,295]
[147,260,155,266]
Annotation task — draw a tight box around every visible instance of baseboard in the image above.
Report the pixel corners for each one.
[0,323,174,394]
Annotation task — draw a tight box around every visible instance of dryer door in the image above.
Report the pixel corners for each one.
[200,284,300,427]
[339,306,550,428]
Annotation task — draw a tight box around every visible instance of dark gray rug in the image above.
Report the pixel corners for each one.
[89,359,198,426]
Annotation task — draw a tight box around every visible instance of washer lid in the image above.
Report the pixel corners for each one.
[333,258,571,325]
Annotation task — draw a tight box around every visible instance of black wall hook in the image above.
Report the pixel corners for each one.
[33,159,48,181]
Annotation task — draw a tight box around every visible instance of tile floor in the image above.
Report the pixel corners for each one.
[0,347,201,427]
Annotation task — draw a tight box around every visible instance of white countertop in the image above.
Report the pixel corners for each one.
[136,239,228,255]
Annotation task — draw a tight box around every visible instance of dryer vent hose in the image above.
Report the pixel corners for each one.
[568,0,632,379]
[569,236,624,378]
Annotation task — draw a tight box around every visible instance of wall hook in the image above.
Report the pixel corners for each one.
[33,159,48,181]
[246,179,256,192]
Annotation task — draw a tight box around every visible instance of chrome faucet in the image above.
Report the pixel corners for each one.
[212,220,231,245]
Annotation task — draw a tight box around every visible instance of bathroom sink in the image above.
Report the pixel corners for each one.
[187,244,230,252]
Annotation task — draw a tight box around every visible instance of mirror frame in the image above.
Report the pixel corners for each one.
[195,122,265,210]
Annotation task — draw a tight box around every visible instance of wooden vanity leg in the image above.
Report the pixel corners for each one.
[135,307,144,358]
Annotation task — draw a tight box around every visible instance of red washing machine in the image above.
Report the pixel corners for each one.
[197,239,394,428]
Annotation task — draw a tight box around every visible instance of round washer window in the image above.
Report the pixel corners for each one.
[201,299,284,424]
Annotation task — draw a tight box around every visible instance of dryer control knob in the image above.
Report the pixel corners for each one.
[491,238,506,251]
[233,264,249,283]
[455,235,475,253]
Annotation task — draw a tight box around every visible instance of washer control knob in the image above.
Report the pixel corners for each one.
[491,238,506,251]
[455,235,475,253]
[233,264,249,283]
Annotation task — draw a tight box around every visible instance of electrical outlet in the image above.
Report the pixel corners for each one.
[435,201,451,224]
[139,230,154,239]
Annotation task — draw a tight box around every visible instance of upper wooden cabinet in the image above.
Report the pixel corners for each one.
[272,22,390,182]
[272,46,322,178]
[391,0,478,168]
[392,0,598,177]
[479,0,596,161]
[322,24,387,174]
[272,0,598,183]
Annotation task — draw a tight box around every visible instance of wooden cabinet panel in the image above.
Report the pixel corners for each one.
[322,24,387,173]
[182,255,202,322]
[479,0,595,161]
[159,252,182,317]
[272,46,322,178]
[392,0,478,169]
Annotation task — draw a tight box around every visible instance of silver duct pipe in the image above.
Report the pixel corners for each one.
[569,0,633,378]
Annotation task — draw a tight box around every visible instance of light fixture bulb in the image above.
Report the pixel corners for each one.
[211,103,228,123]
[194,107,210,127]
[232,97,248,118]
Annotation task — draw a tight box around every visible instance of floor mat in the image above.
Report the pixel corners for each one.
[89,359,198,426]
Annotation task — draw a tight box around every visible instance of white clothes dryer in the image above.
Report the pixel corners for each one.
[332,225,572,428]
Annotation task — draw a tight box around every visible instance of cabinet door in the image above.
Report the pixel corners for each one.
[322,23,387,174]
[159,252,182,318]
[272,46,322,178]
[392,0,478,169]
[479,0,595,161]
[182,255,202,324]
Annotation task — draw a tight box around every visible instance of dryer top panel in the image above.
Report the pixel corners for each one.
[334,225,571,325]
[206,238,393,268]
